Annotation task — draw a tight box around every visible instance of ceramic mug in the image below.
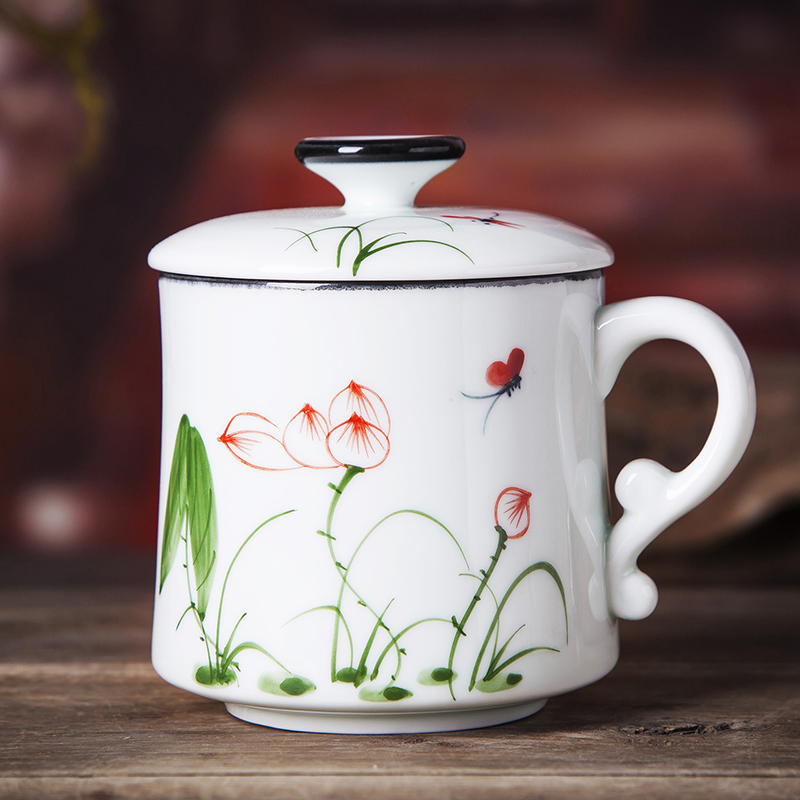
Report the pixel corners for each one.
[149,136,756,733]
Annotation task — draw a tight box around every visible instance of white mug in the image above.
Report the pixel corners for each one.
[148,136,756,733]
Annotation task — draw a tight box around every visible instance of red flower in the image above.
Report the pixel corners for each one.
[494,487,532,539]
[326,413,390,469]
[218,413,300,471]
[283,404,335,469]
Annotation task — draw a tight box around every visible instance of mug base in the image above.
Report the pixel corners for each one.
[225,698,548,734]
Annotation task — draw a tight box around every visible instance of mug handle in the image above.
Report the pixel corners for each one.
[595,297,757,620]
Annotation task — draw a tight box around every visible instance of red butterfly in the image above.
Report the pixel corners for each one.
[463,348,525,433]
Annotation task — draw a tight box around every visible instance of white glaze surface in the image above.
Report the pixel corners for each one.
[152,274,620,723]
[147,152,612,282]
[148,206,613,282]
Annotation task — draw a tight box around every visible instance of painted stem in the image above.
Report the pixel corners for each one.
[446,525,508,699]
[181,522,215,676]
[325,465,365,681]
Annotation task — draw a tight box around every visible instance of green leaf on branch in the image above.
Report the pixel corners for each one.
[195,664,236,686]
[159,414,190,592]
[186,422,218,619]
[357,684,414,702]
[382,686,412,701]
[417,667,456,686]
[159,414,219,619]
[336,667,358,683]
[258,671,316,697]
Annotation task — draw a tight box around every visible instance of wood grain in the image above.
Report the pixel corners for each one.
[0,573,798,799]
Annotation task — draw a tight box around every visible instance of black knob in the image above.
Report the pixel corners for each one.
[295,136,465,164]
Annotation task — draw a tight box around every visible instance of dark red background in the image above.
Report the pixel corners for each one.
[1,0,798,554]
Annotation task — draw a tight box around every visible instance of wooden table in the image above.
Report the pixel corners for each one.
[1,555,798,799]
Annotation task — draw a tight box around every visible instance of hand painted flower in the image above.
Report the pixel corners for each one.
[218,412,300,471]
[282,404,336,469]
[329,381,391,434]
[494,487,532,539]
[326,413,390,469]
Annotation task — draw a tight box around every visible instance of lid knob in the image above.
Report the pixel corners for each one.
[295,136,465,212]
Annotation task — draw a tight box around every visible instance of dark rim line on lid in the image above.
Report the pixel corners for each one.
[295,136,465,164]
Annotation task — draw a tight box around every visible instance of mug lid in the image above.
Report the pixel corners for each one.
[148,135,613,282]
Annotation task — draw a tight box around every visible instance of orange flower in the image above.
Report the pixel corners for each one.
[218,413,300,471]
[329,381,390,434]
[282,404,336,469]
[494,487,532,539]
[326,413,390,469]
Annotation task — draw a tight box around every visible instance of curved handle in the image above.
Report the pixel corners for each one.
[596,297,756,620]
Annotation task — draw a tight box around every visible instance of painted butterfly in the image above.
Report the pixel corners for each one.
[463,348,525,433]
[441,211,524,229]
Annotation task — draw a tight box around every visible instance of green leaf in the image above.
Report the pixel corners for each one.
[358,684,413,702]
[186,423,218,619]
[195,664,236,686]
[382,686,412,701]
[258,672,317,697]
[159,415,190,592]
[417,667,456,686]
[475,672,522,693]
[280,676,316,696]
[354,664,368,687]
[336,666,358,683]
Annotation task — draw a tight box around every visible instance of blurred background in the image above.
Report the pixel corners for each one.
[0,0,798,581]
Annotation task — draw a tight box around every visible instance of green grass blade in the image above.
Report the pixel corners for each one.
[287,605,354,666]
[219,613,247,664]
[469,561,568,691]
[487,624,525,676]
[351,509,469,573]
[355,600,393,686]
[221,641,288,674]
[277,225,352,252]
[354,239,474,275]
[214,509,295,663]
[275,228,319,251]
[370,617,450,681]
[336,227,359,269]
[485,647,560,681]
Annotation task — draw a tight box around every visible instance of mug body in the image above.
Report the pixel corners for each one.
[152,269,617,733]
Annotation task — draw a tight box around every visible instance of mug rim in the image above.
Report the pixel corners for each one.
[156,268,604,290]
